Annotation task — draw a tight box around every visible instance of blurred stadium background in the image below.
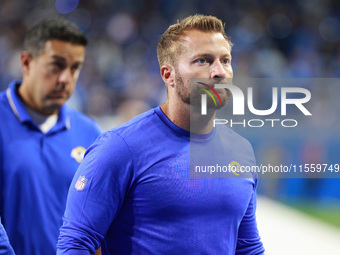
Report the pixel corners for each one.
[0,0,339,254]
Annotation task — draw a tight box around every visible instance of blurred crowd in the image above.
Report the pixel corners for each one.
[0,0,340,202]
[1,0,339,121]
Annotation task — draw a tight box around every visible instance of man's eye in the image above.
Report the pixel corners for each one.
[222,59,231,64]
[51,65,61,72]
[71,66,79,74]
[50,63,64,73]
[196,59,207,64]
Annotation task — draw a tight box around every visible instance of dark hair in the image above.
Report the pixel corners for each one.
[24,18,88,57]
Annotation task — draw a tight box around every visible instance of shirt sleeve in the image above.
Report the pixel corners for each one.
[235,179,265,255]
[57,131,134,254]
[0,220,15,255]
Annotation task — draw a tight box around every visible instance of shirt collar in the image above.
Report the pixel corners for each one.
[6,80,32,123]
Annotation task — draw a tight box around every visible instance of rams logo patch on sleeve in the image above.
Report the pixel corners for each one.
[71,146,86,163]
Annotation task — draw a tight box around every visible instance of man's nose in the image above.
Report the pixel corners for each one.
[210,61,232,79]
[58,68,72,84]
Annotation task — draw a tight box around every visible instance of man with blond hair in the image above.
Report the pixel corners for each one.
[57,15,265,255]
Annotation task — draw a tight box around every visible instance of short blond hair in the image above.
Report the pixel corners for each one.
[157,14,232,67]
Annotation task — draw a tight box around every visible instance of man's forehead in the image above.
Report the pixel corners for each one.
[41,40,85,60]
[179,30,231,54]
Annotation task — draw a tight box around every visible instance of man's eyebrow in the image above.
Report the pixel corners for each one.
[222,53,232,59]
[51,55,66,62]
[191,53,232,59]
[50,55,83,66]
[191,53,214,59]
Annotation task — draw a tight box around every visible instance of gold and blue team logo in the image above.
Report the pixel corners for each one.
[230,161,242,176]
[71,146,86,163]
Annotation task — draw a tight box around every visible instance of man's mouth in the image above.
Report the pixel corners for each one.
[48,91,67,99]
[196,82,223,106]
[196,79,232,88]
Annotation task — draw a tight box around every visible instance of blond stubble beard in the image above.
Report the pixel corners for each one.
[174,67,231,109]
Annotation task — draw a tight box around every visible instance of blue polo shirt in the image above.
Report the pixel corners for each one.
[0,81,102,255]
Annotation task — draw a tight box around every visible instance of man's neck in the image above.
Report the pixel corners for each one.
[24,105,58,133]
[160,100,216,134]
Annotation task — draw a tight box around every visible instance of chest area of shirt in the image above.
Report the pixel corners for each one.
[2,131,87,181]
[126,156,254,220]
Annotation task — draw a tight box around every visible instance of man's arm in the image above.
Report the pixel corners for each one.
[235,179,265,255]
[57,131,134,254]
[0,220,15,255]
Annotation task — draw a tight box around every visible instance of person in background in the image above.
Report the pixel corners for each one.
[57,14,264,254]
[0,18,102,255]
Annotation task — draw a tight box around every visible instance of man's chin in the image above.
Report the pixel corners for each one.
[42,101,64,115]
[207,97,229,109]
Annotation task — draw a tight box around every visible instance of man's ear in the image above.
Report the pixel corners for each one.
[21,51,33,76]
[160,64,175,88]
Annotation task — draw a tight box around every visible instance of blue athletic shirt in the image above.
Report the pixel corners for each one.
[0,219,14,255]
[57,106,265,255]
[0,81,102,255]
